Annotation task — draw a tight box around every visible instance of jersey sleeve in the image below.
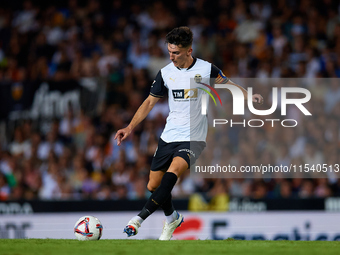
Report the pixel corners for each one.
[150,71,167,98]
[210,64,229,84]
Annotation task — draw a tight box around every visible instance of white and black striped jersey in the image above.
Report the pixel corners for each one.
[150,57,228,142]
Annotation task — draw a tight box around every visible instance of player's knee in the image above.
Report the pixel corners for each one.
[147,182,158,192]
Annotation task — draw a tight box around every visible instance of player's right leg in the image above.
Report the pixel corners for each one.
[147,170,165,192]
[123,171,165,237]
[148,171,179,231]
[124,169,179,237]
[123,219,141,237]
[136,157,186,237]
[125,156,187,239]
[124,138,173,237]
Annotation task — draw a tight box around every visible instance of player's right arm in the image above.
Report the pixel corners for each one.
[115,70,167,146]
[115,95,160,146]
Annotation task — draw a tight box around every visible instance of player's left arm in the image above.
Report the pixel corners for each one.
[226,79,264,105]
[211,64,263,105]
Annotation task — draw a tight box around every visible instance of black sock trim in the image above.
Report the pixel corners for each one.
[138,207,151,220]
[149,190,175,216]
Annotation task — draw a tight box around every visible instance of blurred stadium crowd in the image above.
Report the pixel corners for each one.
[0,0,340,203]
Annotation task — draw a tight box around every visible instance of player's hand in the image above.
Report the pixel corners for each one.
[252,94,264,105]
[114,126,132,146]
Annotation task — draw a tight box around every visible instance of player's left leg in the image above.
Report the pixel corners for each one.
[157,141,206,240]
[157,157,188,240]
[143,159,186,240]
[124,140,205,238]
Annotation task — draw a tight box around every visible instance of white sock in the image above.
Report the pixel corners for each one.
[131,216,144,225]
[166,210,178,224]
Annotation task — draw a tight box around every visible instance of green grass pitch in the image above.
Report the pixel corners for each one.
[1,239,340,255]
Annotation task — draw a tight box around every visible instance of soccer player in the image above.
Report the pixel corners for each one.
[115,26,263,240]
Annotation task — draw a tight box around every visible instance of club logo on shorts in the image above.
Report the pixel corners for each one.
[178,149,196,157]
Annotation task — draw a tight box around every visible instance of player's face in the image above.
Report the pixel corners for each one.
[167,43,192,68]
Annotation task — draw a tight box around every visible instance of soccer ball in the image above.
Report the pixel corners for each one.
[74,216,103,241]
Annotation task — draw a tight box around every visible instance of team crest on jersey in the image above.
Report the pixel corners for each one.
[194,74,202,83]
[172,89,198,100]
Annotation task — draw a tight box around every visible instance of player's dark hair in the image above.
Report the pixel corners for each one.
[165,26,193,48]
